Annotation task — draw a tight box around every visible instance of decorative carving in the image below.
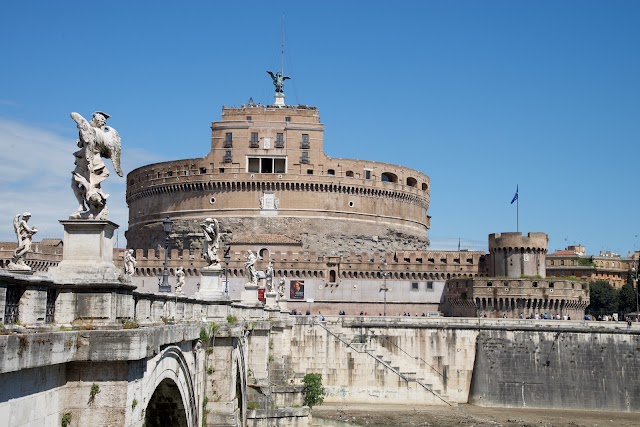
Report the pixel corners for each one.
[175,266,185,294]
[244,250,258,285]
[123,249,136,276]
[201,218,220,266]
[9,213,37,270]
[69,111,123,220]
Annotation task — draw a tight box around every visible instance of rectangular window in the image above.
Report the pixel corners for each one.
[250,132,259,148]
[411,282,419,290]
[246,116,252,121]
[426,282,434,290]
[307,169,314,175]
[200,167,207,174]
[275,134,285,148]
[285,117,291,122]
[247,157,286,174]
[223,150,232,163]
[224,132,233,147]
[300,151,309,164]
[364,170,371,180]
[301,133,310,149]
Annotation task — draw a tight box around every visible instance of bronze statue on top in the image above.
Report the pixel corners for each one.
[267,70,290,94]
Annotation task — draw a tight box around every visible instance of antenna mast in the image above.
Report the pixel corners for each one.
[281,14,285,75]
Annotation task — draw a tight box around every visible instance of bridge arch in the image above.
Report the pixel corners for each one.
[143,345,198,427]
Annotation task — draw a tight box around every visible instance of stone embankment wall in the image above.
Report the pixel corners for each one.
[273,317,640,411]
[470,326,640,411]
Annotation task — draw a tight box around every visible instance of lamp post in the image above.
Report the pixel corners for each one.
[159,216,173,293]
[379,260,391,316]
[224,248,231,299]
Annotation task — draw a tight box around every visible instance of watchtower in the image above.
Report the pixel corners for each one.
[488,232,548,278]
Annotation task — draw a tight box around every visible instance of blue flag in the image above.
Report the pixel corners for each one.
[510,185,518,204]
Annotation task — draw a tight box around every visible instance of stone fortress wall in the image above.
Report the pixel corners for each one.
[125,104,431,255]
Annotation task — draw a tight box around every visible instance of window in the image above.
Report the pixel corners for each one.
[167,171,173,177]
[406,177,418,187]
[327,169,335,176]
[300,151,309,164]
[219,168,225,173]
[224,132,233,148]
[276,133,284,148]
[381,172,398,183]
[223,150,232,163]
[250,132,259,148]
[301,133,310,149]
[307,169,313,175]
[246,116,252,121]
[247,157,286,173]
[200,167,207,174]
[364,170,371,180]
[411,282,419,290]
[346,171,354,177]
[285,117,291,122]
[487,281,493,287]
[426,282,434,290]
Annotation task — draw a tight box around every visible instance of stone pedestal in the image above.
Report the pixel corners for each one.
[195,265,225,301]
[47,219,124,284]
[274,92,285,107]
[264,291,279,311]
[239,282,261,307]
[278,298,289,313]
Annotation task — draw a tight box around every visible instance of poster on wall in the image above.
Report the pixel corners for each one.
[290,280,304,299]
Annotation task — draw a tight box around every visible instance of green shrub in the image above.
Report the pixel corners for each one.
[61,412,72,427]
[302,373,325,408]
[226,315,238,324]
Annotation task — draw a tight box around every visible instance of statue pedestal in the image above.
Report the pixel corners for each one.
[46,219,134,326]
[47,219,125,284]
[264,291,279,311]
[274,93,285,107]
[7,261,33,274]
[195,265,225,301]
[239,282,261,307]
[278,298,289,313]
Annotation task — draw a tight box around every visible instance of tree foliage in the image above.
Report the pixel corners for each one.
[619,271,638,314]
[302,373,325,408]
[587,280,619,316]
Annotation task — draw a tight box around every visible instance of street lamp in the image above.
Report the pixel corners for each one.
[224,247,231,299]
[159,216,173,293]
[379,260,391,316]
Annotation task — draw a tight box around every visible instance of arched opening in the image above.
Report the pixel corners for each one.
[144,378,188,427]
[381,172,398,183]
[406,177,418,187]
[345,170,354,177]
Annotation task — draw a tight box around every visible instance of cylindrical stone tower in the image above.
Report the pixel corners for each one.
[488,232,548,278]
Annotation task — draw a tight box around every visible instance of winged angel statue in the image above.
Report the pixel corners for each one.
[69,111,122,220]
[266,70,290,94]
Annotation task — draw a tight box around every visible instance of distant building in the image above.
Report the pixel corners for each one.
[0,239,63,272]
[546,245,630,288]
[443,232,590,319]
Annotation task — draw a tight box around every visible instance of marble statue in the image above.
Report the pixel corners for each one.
[201,217,220,266]
[175,266,185,294]
[70,111,123,220]
[265,261,274,292]
[123,249,136,276]
[9,213,38,270]
[277,278,286,299]
[266,70,290,94]
[244,250,258,285]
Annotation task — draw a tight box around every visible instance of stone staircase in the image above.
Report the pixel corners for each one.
[316,320,453,406]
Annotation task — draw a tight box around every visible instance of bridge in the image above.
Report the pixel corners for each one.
[1,218,639,426]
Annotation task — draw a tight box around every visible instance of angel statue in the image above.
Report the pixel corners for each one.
[266,70,290,94]
[123,249,136,276]
[201,217,220,266]
[9,212,38,270]
[69,111,122,220]
[175,266,185,294]
[244,250,258,285]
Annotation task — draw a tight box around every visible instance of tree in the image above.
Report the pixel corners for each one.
[587,280,619,316]
[302,373,325,408]
[619,271,637,314]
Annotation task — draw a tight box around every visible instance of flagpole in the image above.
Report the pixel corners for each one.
[517,193,519,232]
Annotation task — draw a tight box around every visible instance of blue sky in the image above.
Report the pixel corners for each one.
[1,1,639,256]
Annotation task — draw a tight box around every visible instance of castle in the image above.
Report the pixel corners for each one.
[121,79,589,317]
